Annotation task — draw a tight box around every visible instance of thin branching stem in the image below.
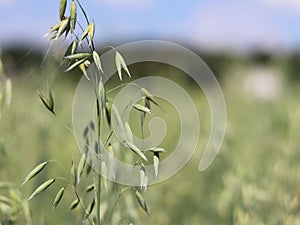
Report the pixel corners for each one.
[103,187,131,225]
[74,190,96,225]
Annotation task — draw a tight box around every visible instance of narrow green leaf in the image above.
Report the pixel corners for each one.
[52,187,65,209]
[153,152,159,178]
[134,189,149,214]
[65,53,90,60]
[93,50,103,73]
[22,161,48,185]
[125,141,148,162]
[59,0,67,20]
[70,198,79,210]
[77,154,86,184]
[28,179,55,200]
[70,0,77,34]
[133,104,151,114]
[115,51,131,81]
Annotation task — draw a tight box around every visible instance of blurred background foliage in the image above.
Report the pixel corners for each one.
[0,44,300,225]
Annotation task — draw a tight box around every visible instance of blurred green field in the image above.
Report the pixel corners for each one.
[1,55,300,225]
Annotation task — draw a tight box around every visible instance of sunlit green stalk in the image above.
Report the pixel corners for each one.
[95,96,102,225]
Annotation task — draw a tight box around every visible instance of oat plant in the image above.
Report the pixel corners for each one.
[1,57,32,225]
[23,1,165,224]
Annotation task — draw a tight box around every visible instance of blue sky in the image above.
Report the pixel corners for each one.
[0,0,299,52]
